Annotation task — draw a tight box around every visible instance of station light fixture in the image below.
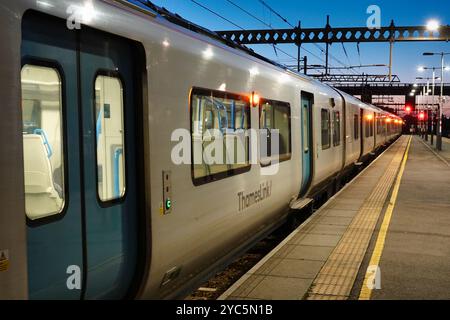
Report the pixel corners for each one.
[365,114,374,121]
[426,19,440,32]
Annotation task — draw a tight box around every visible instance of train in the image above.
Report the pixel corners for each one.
[0,0,402,299]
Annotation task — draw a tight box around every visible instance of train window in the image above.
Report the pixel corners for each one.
[94,74,126,202]
[21,64,65,220]
[370,117,374,136]
[354,114,359,140]
[321,109,331,150]
[302,104,309,152]
[365,114,374,138]
[377,115,383,135]
[333,111,341,147]
[260,99,291,163]
[191,88,251,185]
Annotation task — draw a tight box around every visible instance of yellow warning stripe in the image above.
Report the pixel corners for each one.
[359,135,412,300]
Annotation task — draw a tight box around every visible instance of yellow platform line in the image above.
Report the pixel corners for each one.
[306,136,408,300]
[359,135,412,300]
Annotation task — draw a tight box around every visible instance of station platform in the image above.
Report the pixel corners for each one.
[219,135,450,300]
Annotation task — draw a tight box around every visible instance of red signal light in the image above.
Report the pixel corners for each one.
[418,112,425,120]
[405,105,412,113]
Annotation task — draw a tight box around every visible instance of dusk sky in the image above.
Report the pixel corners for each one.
[146,0,450,84]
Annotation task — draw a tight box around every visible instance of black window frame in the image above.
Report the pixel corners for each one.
[190,87,251,186]
[333,110,341,147]
[21,58,69,226]
[354,114,359,140]
[321,108,331,150]
[92,69,128,207]
[365,113,374,138]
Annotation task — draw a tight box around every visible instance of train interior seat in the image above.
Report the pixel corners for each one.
[23,134,62,219]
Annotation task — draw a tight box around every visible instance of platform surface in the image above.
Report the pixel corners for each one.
[219,135,450,300]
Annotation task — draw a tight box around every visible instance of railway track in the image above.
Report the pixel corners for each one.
[185,229,291,300]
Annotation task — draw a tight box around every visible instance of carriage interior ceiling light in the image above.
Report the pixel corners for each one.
[366,114,374,121]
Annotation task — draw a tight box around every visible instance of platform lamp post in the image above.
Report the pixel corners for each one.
[417,73,441,145]
[422,51,450,151]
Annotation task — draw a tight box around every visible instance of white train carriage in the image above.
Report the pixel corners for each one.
[0,0,402,299]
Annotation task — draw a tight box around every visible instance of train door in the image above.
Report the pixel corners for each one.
[360,109,364,157]
[21,11,142,299]
[79,24,141,300]
[300,92,314,195]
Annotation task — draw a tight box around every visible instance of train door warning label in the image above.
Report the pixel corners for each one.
[0,249,9,272]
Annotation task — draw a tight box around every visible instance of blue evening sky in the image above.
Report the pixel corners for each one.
[146,0,450,83]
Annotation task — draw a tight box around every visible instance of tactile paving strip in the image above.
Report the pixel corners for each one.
[306,137,410,300]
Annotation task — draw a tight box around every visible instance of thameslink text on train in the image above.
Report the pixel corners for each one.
[237,181,273,212]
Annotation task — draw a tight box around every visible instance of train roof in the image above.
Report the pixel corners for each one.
[128,0,289,71]
[127,0,399,119]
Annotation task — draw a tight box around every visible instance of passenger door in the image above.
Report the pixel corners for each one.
[21,11,142,300]
[79,28,140,299]
[300,92,314,195]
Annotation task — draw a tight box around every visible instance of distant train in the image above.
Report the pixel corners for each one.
[0,0,401,299]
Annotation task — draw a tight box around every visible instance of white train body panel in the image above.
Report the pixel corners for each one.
[0,0,402,299]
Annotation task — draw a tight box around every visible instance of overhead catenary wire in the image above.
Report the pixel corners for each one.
[226,0,325,64]
[257,0,295,28]
[255,0,356,74]
[191,0,243,30]
[190,0,298,62]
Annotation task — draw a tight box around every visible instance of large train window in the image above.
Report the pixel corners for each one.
[21,64,65,220]
[190,88,251,185]
[259,99,291,163]
[321,109,331,150]
[354,114,359,140]
[94,74,126,202]
[333,111,341,147]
